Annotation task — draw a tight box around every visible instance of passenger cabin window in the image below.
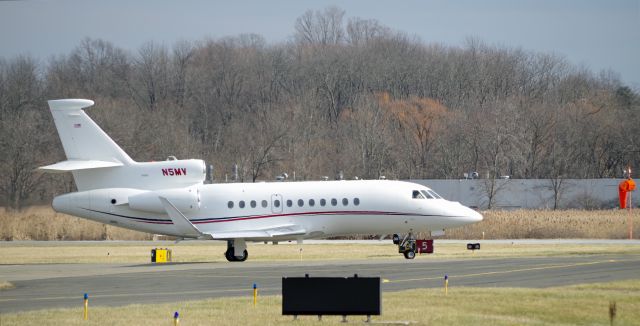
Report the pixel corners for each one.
[297,199,304,207]
[286,199,293,207]
[227,201,234,209]
[320,199,326,206]
[354,198,360,206]
[261,200,268,208]
[342,198,348,206]
[309,199,315,207]
[412,190,425,199]
[250,200,257,208]
[239,200,246,208]
[274,199,281,208]
[331,198,338,206]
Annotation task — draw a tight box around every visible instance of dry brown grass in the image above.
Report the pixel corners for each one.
[447,209,640,239]
[0,206,151,241]
[2,206,640,241]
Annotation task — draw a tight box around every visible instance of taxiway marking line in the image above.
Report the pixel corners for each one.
[385,259,623,283]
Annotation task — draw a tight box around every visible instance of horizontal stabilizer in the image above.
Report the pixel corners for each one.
[39,160,124,172]
[48,99,95,111]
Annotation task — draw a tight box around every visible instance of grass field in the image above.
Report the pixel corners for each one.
[2,206,639,241]
[448,209,640,239]
[1,279,638,325]
[3,207,639,325]
[1,241,640,264]
[0,206,151,241]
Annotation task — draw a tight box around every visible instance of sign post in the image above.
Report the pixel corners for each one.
[83,293,88,320]
[629,188,633,240]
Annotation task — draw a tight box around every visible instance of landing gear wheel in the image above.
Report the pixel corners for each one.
[403,250,416,259]
[225,248,237,262]
[397,231,417,259]
[225,248,248,262]
[234,250,248,262]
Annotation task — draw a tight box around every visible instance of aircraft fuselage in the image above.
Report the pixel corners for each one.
[52,179,482,241]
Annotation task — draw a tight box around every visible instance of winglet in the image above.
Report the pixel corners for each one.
[158,196,208,239]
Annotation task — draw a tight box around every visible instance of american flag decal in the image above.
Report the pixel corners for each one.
[73,123,82,128]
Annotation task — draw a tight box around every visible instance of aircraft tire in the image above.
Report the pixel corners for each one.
[225,248,237,262]
[403,250,416,260]
[234,250,248,262]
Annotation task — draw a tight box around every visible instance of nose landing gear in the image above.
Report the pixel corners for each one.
[392,232,416,259]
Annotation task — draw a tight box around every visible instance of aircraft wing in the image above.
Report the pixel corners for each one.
[159,196,306,240]
[159,196,208,239]
[207,224,307,240]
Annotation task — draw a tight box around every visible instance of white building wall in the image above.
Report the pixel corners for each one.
[409,179,625,209]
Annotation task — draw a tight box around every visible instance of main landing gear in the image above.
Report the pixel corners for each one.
[392,232,416,259]
[225,240,248,262]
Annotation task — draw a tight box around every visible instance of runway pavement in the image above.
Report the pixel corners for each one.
[1,253,639,313]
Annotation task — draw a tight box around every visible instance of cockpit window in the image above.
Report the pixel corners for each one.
[426,189,442,199]
[420,190,434,199]
[412,190,425,199]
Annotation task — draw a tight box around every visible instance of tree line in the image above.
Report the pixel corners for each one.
[1,7,639,209]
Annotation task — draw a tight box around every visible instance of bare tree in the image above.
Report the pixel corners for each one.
[226,103,291,182]
[340,94,394,179]
[294,7,346,46]
[386,96,449,178]
[170,40,194,108]
[346,18,391,45]
[1,6,638,209]
[478,177,511,209]
[0,110,51,209]
[131,42,170,111]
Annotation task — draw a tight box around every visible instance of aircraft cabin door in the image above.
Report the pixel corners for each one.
[271,194,283,214]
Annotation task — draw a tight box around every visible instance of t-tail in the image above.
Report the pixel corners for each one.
[40,99,206,191]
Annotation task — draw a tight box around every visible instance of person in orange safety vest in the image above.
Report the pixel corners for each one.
[619,176,636,209]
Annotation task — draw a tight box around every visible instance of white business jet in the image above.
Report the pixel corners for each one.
[40,99,482,261]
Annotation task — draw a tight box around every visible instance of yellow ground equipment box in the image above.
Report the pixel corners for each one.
[151,248,172,263]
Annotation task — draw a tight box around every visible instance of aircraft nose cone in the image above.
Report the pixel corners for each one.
[469,209,483,222]
[459,206,483,223]
[447,202,483,225]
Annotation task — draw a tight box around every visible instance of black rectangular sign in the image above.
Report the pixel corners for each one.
[282,276,381,316]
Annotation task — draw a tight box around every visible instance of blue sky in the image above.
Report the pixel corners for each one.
[1,0,638,87]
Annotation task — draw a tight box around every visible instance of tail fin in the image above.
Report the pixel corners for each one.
[44,99,134,166]
[41,99,206,191]
[40,99,135,190]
